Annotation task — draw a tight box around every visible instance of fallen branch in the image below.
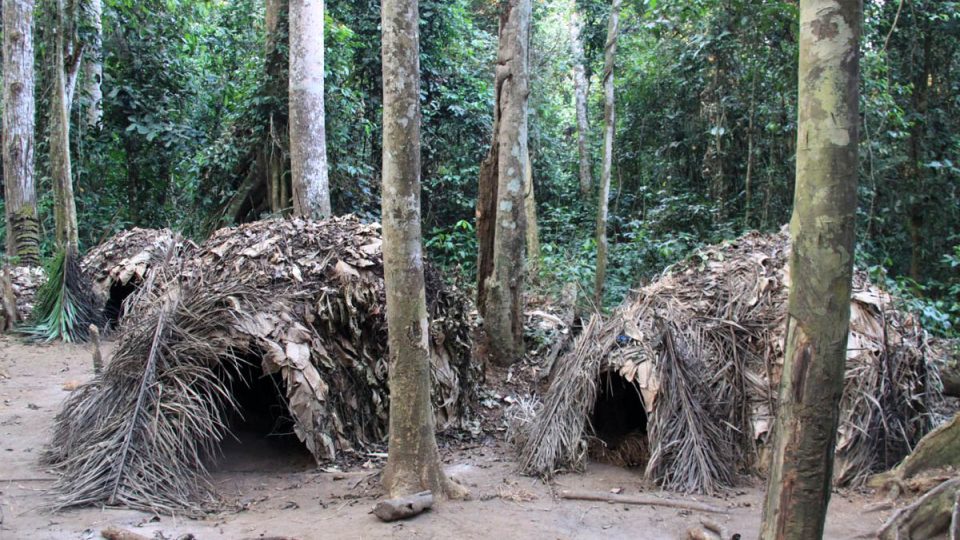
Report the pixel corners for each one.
[373,491,434,522]
[559,489,728,514]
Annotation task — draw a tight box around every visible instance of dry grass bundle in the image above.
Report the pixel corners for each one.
[518,229,941,494]
[45,216,478,513]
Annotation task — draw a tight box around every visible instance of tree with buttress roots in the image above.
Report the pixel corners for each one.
[760,0,861,538]
[379,0,469,500]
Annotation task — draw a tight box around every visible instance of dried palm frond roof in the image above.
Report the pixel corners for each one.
[45,216,478,514]
[518,229,940,494]
[81,227,182,305]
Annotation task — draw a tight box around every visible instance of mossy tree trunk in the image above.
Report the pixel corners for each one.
[289,0,331,220]
[594,0,621,305]
[760,1,861,539]
[2,0,40,265]
[476,0,531,366]
[380,0,466,501]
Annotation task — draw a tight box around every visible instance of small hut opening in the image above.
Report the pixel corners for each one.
[103,279,140,326]
[589,372,649,468]
[213,360,314,473]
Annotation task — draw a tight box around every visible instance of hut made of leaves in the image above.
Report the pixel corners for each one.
[517,230,941,494]
[44,216,479,514]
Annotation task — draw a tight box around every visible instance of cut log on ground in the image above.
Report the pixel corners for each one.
[373,491,434,522]
[559,489,728,514]
[100,527,151,540]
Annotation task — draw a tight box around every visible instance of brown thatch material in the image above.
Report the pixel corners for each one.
[81,227,183,316]
[44,216,478,514]
[517,229,940,494]
[10,265,45,320]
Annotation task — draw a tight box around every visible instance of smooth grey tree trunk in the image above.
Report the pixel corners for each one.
[594,0,621,304]
[570,7,592,197]
[380,0,467,501]
[760,1,861,538]
[289,0,331,219]
[2,0,40,265]
[81,0,102,130]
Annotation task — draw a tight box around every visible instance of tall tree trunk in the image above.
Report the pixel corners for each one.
[523,147,540,272]
[265,0,289,216]
[2,0,40,265]
[570,7,592,197]
[289,0,331,219]
[594,0,621,305]
[760,1,861,538]
[477,0,531,366]
[81,0,102,130]
[380,0,467,501]
[51,0,82,250]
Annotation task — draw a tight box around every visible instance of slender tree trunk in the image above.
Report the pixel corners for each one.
[570,7,592,197]
[51,0,82,250]
[760,1,861,538]
[744,69,757,229]
[289,0,331,219]
[380,0,467,501]
[523,147,540,272]
[2,0,40,265]
[477,0,531,366]
[265,0,289,216]
[81,0,102,130]
[594,0,621,305]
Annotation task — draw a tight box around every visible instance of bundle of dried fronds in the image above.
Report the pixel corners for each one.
[518,229,941,494]
[81,227,182,317]
[44,271,260,514]
[516,315,606,476]
[23,248,104,342]
[45,216,478,513]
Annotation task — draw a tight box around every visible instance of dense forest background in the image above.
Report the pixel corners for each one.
[3,0,959,335]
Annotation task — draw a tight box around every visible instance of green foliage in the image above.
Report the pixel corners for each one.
[425,219,477,277]
[2,0,955,335]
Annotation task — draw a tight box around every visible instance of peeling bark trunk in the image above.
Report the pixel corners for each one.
[289,0,331,219]
[2,0,40,265]
[594,0,621,305]
[760,1,861,539]
[51,0,82,250]
[380,0,466,501]
[478,0,531,366]
[81,0,103,130]
[570,7,592,197]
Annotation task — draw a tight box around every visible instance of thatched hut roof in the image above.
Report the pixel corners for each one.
[517,229,940,494]
[81,227,180,306]
[44,216,478,514]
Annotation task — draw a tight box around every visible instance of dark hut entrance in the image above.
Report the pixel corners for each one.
[103,279,139,327]
[588,371,649,468]
[212,360,315,474]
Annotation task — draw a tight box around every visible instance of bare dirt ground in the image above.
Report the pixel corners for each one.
[0,337,891,540]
